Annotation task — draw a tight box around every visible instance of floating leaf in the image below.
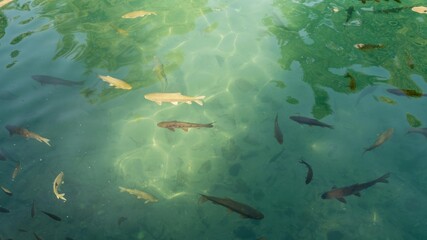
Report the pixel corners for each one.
[10,31,34,45]
[406,113,422,127]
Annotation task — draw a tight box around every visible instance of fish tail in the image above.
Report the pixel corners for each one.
[194,96,205,106]
[198,194,208,204]
[376,172,391,183]
[119,186,126,192]
[57,193,66,202]
[37,136,51,146]
[205,122,215,128]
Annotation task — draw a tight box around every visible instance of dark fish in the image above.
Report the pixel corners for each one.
[405,51,414,69]
[363,128,394,154]
[356,85,377,105]
[31,200,36,218]
[5,125,51,146]
[407,128,427,138]
[0,206,10,213]
[387,88,427,97]
[345,6,354,23]
[153,56,168,90]
[289,116,333,129]
[321,173,390,203]
[354,43,384,50]
[41,210,61,221]
[33,232,44,240]
[0,148,7,161]
[199,194,264,220]
[118,216,127,225]
[1,186,12,196]
[345,72,356,91]
[374,6,410,14]
[157,121,214,132]
[299,159,313,184]
[269,148,285,163]
[32,75,83,87]
[274,113,283,144]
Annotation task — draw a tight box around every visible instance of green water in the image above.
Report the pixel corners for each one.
[1,0,426,239]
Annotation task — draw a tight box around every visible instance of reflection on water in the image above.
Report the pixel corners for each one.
[1,0,427,239]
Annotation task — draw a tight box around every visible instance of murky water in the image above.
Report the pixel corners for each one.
[1,0,426,239]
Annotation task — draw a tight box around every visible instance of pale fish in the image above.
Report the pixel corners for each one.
[412,6,427,14]
[363,128,394,154]
[53,172,66,202]
[98,75,132,90]
[144,92,205,106]
[121,10,157,19]
[119,186,158,203]
[6,125,51,146]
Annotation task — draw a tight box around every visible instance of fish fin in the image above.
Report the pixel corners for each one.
[354,192,361,197]
[337,197,347,203]
[182,128,189,132]
[171,102,178,105]
[144,200,149,204]
[37,137,51,146]
[155,101,162,105]
[198,195,208,204]
[377,172,391,183]
[167,128,175,132]
[194,100,204,106]
[186,101,192,104]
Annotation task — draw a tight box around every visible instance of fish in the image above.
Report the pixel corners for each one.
[144,92,205,106]
[199,194,264,220]
[386,88,427,97]
[32,75,83,87]
[0,206,10,213]
[411,6,427,14]
[41,210,61,221]
[1,186,12,196]
[274,113,283,144]
[374,6,410,14]
[405,51,414,69]
[321,173,390,203]
[345,6,354,23]
[5,125,51,146]
[118,216,127,225]
[98,75,132,90]
[12,161,21,181]
[345,72,356,91]
[354,43,384,50]
[18,228,28,232]
[53,172,66,202]
[269,148,285,163]
[289,116,334,129]
[31,200,36,218]
[0,148,7,161]
[121,10,157,19]
[0,0,13,8]
[119,186,158,203]
[407,128,427,138]
[33,232,44,240]
[299,159,313,184]
[356,85,377,105]
[363,128,394,154]
[153,56,168,90]
[157,121,214,132]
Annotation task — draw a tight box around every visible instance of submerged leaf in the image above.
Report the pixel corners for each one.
[286,96,299,104]
[406,113,422,127]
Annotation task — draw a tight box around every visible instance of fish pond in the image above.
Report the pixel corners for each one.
[1,0,427,239]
